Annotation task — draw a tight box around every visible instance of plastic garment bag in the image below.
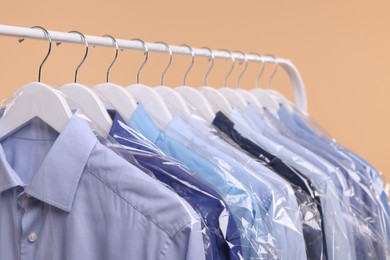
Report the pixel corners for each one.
[232,104,389,259]
[276,104,389,217]
[259,104,390,258]
[213,110,354,260]
[265,103,387,200]
[203,111,326,259]
[231,107,383,259]
[163,114,311,260]
[166,113,327,260]
[130,104,282,259]
[104,110,239,260]
[202,119,327,259]
[0,91,205,260]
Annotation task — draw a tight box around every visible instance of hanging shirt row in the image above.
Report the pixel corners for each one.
[0,26,389,260]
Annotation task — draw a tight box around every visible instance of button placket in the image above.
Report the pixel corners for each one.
[19,193,42,260]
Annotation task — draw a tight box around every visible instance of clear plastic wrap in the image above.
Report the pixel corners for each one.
[0,88,206,260]
[177,112,329,258]
[266,97,388,201]
[289,102,389,208]
[212,109,351,259]
[132,102,336,259]
[243,102,390,259]
[103,110,241,260]
[163,114,308,260]
[129,104,283,259]
[165,100,325,259]
[89,91,243,260]
[268,102,390,247]
[192,114,327,260]
[206,130,327,260]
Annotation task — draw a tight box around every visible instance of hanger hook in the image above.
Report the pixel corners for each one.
[56,31,89,83]
[19,26,52,82]
[154,41,172,85]
[200,47,215,86]
[180,44,195,85]
[249,53,265,89]
[130,38,149,84]
[102,35,119,83]
[267,54,279,89]
[234,51,248,89]
[218,49,235,87]
[69,31,88,83]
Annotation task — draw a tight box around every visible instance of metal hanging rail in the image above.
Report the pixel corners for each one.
[0,24,308,111]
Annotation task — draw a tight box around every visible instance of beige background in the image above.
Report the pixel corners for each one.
[1,1,389,185]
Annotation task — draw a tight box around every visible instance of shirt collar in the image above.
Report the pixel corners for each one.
[165,115,196,147]
[130,105,161,144]
[108,109,128,137]
[165,114,217,145]
[0,111,98,212]
[213,111,235,128]
[0,147,23,193]
[109,109,144,140]
[109,109,160,152]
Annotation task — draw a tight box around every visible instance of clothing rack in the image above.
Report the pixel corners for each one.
[0,24,308,112]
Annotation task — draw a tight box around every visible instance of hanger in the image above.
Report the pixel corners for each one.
[93,35,136,124]
[250,54,279,116]
[126,40,173,130]
[176,47,215,123]
[265,54,295,113]
[59,31,113,136]
[218,50,248,111]
[154,43,191,118]
[268,89,295,113]
[235,52,264,115]
[0,26,72,139]
[264,55,295,113]
[198,49,232,115]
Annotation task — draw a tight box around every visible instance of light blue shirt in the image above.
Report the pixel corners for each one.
[163,114,307,260]
[130,105,280,259]
[229,107,354,260]
[0,112,205,260]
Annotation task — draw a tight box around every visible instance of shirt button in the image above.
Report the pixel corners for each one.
[28,233,38,243]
